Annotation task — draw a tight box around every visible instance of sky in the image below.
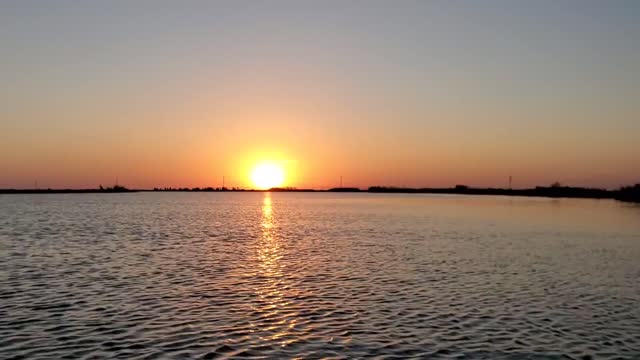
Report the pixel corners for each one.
[1,0,639,189]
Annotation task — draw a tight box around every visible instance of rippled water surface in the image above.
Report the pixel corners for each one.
[1,192,640,359]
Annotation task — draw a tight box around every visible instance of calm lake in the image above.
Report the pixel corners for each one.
[1,192,639,359]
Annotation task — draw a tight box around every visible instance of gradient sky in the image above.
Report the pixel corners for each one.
[1,1,639,189]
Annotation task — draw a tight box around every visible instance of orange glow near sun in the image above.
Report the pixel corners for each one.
[250,162,285,189]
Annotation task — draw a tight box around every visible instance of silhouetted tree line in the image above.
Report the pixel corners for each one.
[152,187,244,192]
[150,186,319,192]
[98,184,130,193]
[368,183,640,203]
[615,184,640,203]
[0,184,135,194]
[1,182,639,203]
[269,187,316,192]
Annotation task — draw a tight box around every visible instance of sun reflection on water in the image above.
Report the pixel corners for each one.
[259,192,280,271]
[253,192,298,346]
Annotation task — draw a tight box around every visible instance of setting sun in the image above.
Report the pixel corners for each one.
[250,162,285,189]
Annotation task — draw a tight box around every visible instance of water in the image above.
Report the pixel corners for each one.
[1,192,640,359]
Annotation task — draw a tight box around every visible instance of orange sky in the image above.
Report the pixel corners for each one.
[1,2,639,190]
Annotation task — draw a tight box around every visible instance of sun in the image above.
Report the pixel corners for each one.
[250,162,285,189]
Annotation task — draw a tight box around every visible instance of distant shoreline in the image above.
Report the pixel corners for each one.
[1,185,638,203]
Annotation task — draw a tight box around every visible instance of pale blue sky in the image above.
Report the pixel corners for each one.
[1,1,639,189]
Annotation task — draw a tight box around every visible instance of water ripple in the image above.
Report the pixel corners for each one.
[1,193,639,359]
